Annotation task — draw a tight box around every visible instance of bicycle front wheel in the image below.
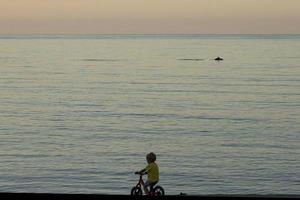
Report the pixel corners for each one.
[131,186,142,196]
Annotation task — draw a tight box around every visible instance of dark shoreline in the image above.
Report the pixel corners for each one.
[0,193,299,200]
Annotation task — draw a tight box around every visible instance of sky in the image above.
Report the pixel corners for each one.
[0,0,300,34]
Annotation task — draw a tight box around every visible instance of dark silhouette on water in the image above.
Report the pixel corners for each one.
[178,57,224,61]
[214,57,224,61]
[178,58,205,61]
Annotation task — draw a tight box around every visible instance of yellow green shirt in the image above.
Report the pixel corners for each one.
[144,162,159,182]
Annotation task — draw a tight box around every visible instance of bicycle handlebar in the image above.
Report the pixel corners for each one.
[134,171,147,175]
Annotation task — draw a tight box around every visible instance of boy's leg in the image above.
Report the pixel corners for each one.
[149,181,158,193]
[143,181,150,195]
[145,181,158,195]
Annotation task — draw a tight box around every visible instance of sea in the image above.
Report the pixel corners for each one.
[0,34,299,195]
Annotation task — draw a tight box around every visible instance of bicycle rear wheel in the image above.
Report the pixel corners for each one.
[153,185,165,196]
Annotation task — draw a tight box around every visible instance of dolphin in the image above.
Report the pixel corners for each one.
[214,57,224,61]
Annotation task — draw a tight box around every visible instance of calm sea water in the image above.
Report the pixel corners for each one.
[0,35,299,195]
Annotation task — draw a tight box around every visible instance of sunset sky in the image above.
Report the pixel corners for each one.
[1,0,300,34]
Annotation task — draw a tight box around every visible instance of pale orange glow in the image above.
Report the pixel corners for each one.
[0,0,299,34]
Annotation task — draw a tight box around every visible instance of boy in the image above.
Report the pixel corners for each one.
[135,152,159,195]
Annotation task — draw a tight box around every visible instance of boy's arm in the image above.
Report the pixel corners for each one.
[135,168,146,174]
[135,165,150,174]
[139,164,152,174]
[135,164,152,174]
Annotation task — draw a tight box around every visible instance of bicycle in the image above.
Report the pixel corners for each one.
[131,172,165,196]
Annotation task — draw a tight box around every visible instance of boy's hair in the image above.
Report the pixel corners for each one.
[146,152,156,162]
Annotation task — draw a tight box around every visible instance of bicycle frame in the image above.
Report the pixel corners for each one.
[135,174,148,193]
